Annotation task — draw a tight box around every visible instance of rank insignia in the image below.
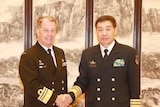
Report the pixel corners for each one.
[62,59,67,67]
[89,60,96,67]
[37,87,53,104]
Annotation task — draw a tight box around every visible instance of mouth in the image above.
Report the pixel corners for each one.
[102,38,108,40]
[46,37,53,41]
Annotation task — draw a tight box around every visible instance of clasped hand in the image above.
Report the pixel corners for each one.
[55,94,72,107]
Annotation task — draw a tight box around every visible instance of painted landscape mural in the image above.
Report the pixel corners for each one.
[0,0,160,107]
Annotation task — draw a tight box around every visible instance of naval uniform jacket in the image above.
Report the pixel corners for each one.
[19,42,67,107]
[73,41,140,107]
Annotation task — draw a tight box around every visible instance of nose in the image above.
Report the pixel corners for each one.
[102,30,107,36]
[48,31,52,36]
[48,31,53,35]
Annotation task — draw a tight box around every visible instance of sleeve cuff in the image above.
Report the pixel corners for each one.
[69,85,82,98]
[130,99,141,107]
[68,92,75,104]
[37,87,53,104]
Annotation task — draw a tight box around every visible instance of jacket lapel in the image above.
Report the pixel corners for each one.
[52,46,62,71]
[91,45,106,75]
[35,42,50,60]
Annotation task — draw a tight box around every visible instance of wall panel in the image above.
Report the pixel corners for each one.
[141,0,160,106]
[0,0,24,106]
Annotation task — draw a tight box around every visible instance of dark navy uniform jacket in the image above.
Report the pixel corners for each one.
[73,41,140,107]
[19,42,67,107]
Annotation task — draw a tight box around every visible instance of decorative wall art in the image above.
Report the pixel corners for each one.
[0,0,160,107]
[0,0,24,107]
[141,0,160,107]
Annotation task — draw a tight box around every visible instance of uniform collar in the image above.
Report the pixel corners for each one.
[100,40,115,56]
[38,42,52,53]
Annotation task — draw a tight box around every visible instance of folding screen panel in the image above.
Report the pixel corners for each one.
[0,0,24,106]
[93,0,134,47]
[141,0,160,106]
[32,0,86,106]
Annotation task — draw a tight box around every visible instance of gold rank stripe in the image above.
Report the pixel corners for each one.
[130,99,141,105]
[130,105,141,107]
[37,87,53,104]
[69,85,82,98]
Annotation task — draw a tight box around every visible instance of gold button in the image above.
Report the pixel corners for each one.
[62,80,64,84]
[111,78,115,82]
[52,88,55,91]
[52,82,54,85]
[97,88,101,92]
[97,97,101,101]
[112,88,116,91]
[62,87,65,90]
[97,78,101,82]
[112,97,116,101]
[53,103,55,106]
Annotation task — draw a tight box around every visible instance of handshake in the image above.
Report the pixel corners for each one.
[55,94,73,107]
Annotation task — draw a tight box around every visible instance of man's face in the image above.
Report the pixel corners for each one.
[36,18,57,48]
[96,20,117,48]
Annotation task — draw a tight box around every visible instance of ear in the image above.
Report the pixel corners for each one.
[36,28,39,37]
[114,27,117,36]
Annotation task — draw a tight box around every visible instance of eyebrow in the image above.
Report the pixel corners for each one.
[97,25,112,29]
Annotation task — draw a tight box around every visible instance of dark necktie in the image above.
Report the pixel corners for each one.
[104,49,108,58]
[47,49,56,67]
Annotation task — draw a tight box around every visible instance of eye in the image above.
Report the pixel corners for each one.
[51,29,56,33]
[97,28,103,32]
[106,28,111,31]
[43,29,49,33]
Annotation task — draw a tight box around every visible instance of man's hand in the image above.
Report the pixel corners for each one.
[55,94,73,107]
